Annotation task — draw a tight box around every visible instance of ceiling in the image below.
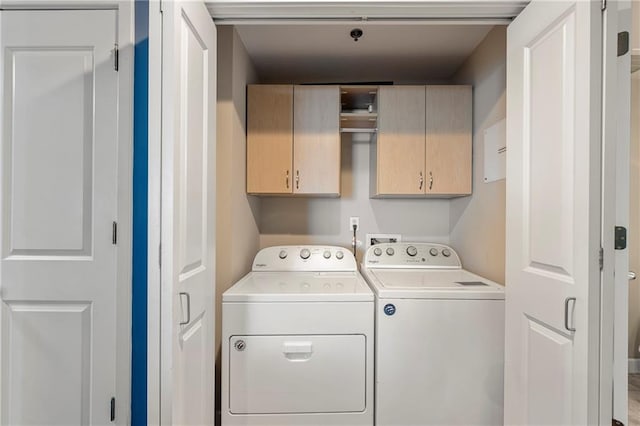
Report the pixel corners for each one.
[235,24,496,83]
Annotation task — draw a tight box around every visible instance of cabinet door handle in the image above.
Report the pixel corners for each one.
[429,171,434,191]
[419,172,424,190]
[179,292,190,326]
[564,297,576,332]
[295,170,300,190]
[285,170,290,189]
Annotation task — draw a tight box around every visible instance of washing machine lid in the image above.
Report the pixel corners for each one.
[362,268,505,300]
[223,271,374,302]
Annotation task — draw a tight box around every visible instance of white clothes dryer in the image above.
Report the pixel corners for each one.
[361,242,505,426]
[222,246,374,426]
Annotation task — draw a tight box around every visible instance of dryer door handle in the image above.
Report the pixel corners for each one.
[283,341,313,361]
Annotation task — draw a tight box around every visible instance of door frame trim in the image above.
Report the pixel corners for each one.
[116,3,134,424]
[147,0,163,423]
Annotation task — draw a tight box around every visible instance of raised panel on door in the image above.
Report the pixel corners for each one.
[0,10,118,425]
[376,86,426,196]
[425,85,472,196]
[293,85,340,195]
[162,1,216,425]
[247,85,293,194]
[504,1,602,424]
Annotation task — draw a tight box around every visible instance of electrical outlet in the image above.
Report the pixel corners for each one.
[350,216,360,231]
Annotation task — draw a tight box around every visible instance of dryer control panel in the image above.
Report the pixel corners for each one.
[252,246,356,272]
[364,243,461,269]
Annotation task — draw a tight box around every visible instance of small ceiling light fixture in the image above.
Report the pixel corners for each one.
[350,28,363,42]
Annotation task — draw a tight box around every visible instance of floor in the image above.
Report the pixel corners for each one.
[630,374,640,425]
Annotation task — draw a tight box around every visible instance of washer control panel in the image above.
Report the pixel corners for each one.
[364,243,461,269]
[252,246,355,272]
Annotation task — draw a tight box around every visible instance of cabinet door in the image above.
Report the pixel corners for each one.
[293,85,340,195]
[247,85,293,194]
[376,86,426,195]
[425,85,472,195]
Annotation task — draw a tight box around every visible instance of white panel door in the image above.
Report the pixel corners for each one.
[160,1,216,425]
[504,1,603,424]
[0,10,118,425]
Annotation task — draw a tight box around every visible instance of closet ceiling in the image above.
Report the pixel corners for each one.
[235,24,495,83]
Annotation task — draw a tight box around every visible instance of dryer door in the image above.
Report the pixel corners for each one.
[229,334,366,414]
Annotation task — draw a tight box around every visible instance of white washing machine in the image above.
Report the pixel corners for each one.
[221,246,374,426]
[360,242,505,426]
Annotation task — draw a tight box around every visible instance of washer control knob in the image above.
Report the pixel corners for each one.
[373,247,382,256]
[406,246,418,257]
[323,250,331,259]
[336,251,344,260]
[300,248,311,259]
[386,248,395,256]
[429,248,439,256]
[279,250,288,259]
[442,248,451,257]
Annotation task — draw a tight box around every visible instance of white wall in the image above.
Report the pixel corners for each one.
[449,26,507,284]
[215,26,261,404]
[259,131,451,260]
[629,70,640,359]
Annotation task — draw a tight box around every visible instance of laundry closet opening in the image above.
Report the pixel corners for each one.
[214,20,509,418]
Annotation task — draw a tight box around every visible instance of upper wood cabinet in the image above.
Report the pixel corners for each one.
[425,85,472,196]
[246,84,340,196]
[375,86,426,195]
[247,85,294,194]
[372,85,472,197]
[293,86,341,195]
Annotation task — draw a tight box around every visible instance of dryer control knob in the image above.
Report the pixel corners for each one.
[429,248,439,256]
[300,248,311,259]
[323,250,331,259]
[373,247,382,256]
[407,246,418,257]
[386,248,395,256]
[336,251,344,260]
[442,248,451,257]
[279,250,288,259]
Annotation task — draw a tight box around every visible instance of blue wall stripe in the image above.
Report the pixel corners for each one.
[132,1,149,424]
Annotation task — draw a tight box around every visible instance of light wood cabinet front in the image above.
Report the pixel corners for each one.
[425,85,472,195]
[247,85,293,194]
[375,86,426,196]
[293,86,341,195]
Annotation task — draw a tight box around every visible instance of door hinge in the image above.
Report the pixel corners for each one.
[112,221,118,245]
[110,397,115,422]
[601,0,607,11]
[599,247,604,271]
[618,32,630,57]
[113,43,119,71]
[615,226,627,250]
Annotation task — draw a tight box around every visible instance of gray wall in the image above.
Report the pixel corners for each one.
[259,28,508,274]
[259,133,451,261]
[450,27,507,284]
[215,26,261,403]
